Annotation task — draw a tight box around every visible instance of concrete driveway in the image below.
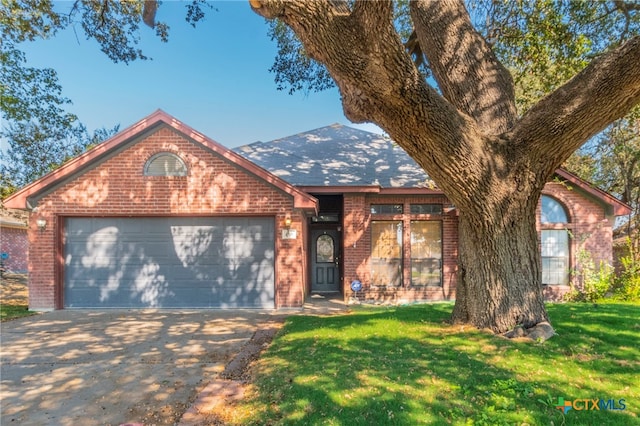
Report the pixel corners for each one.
[0,309,284,425]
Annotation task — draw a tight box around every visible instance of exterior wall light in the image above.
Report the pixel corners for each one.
[36,219,47,232]
[281,216,297,240]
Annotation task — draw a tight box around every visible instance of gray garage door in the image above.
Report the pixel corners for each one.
[63,217,275,308]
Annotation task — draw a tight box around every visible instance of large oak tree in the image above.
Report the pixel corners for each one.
[246,0,640,333]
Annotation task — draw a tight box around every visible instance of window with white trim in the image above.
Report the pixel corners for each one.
[540,195,570,285]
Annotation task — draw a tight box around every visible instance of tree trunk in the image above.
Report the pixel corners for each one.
[451,200,549,333]
[249,0,640,335]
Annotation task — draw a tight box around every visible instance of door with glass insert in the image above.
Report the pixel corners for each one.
[311,229,340,292]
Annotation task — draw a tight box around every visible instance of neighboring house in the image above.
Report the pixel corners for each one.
[4,110,631,310]
[0,208,29,273]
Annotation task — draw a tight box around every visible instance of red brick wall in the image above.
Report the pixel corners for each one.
[343,194,458,303]
[27,127,305,309]
[25,126,616,309]
[539,182,613,300]
[0,226,28,272]
[343,182,613,304]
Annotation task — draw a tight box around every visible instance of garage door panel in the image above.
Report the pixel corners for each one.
[64,217,275,308]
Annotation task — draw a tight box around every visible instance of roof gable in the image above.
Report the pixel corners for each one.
[4,110,317,212]
[553,169,631,216]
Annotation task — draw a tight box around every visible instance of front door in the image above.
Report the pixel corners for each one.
[311,229,340,292]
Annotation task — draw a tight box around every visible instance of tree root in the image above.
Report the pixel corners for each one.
[503,321,556,342]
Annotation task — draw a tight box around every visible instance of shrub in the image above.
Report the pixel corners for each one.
[613,239,640,302]
[566,249,614,302]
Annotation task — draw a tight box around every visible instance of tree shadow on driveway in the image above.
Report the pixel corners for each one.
[0,309,284,425]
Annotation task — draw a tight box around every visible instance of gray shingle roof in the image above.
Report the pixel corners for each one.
[234,124,435,188]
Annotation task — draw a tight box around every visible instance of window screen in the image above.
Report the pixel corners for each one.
[541,230,569,285]
[370,221,403,286]
[144,153,187,176]
[410,221,442,286]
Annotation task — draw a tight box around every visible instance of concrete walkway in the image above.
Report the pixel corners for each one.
[0,310,283,426]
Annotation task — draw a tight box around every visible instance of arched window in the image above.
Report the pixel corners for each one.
[540,195,570,285]
[144,152,187,176]
[541,195,568,224]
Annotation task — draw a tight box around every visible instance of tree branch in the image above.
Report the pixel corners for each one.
[250,1,470,139]
[410,0,517,135]
[512,35,640,177]
[250,0,485,203]
[142,0,158,28]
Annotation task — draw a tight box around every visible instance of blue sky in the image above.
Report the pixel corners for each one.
[13,1,382,148]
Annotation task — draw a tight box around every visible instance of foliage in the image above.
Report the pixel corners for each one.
[0,46,76,126]
[265,0,432,95]
[223,303,640,425]
[0,40,89,193]
[0,0,66,43]
[0,123,120,194]
[0,0,209,192]
[267,20,335,95]
[565,241,640,303]
[613,239,640,302]
[471,0,640,112]
[1,0,212,63]
[565,249,615,302]
[564,106,640,259]
[265,0,640,109]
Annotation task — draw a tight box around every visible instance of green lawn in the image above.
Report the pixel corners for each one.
[233,302,638,425]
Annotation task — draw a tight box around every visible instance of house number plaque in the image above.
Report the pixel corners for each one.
[281,229,297,240]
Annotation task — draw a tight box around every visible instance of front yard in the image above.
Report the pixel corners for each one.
[2,275,637,424]
[223,302,639,425]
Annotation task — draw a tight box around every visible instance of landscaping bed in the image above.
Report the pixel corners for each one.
[0,273,34,321]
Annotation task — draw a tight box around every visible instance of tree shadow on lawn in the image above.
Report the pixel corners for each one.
[243,303,638,425]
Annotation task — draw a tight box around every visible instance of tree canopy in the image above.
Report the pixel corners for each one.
[267,0,640,112]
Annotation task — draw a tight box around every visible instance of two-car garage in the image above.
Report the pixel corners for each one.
[4,112,316,310]
[63,217,275,308]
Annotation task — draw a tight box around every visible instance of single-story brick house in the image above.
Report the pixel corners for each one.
[0,208,29,273]
[4,110,630,310]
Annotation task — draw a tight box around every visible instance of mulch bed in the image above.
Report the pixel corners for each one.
[0,273,28,306]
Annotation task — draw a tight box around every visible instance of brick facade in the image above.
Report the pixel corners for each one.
[341,183,614,304]
[24,158,618,309]
[0,225,28,272]
[6,111,624,309]
[539,182,614,300]
[343,194,458,303]
[26,127,307,310]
